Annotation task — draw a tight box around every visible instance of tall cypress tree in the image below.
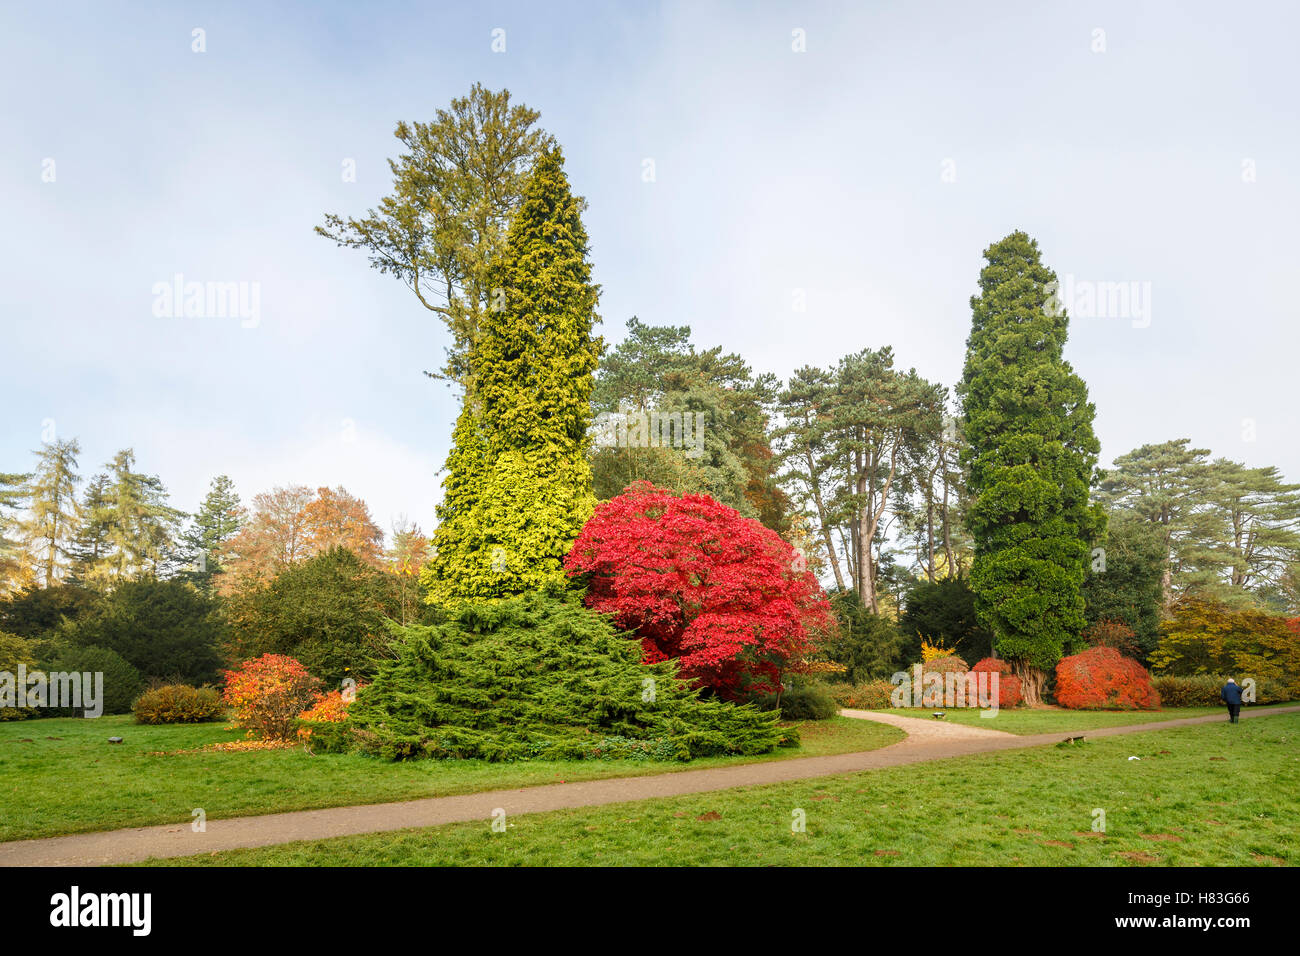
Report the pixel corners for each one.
[424,147,602,605]
[957,231,1105,703]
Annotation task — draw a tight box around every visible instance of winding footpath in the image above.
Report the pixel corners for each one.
[3,705,1297,866]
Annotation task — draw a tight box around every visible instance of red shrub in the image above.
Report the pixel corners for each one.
[564,482,832,699]
[1054,647,1160,710]
[971,657,1022,708]
[222,654,323,740]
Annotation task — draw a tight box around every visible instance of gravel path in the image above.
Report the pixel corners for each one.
[2,704,1295,866]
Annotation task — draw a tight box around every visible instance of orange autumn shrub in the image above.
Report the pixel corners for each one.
[298,687,355,724]
[1054,646,1160,710]
[920,654,969,677]
[222,654,322,741]
[971,657,1022,708]
[296,684,366,751]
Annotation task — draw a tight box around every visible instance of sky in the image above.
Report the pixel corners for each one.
[2,0,1297,538]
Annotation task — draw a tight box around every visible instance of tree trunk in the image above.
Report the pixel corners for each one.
[1012,661,1049,707]
[805,446,845,593]
[941,466,954,577]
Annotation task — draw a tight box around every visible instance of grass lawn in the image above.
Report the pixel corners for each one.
[871,703,1295,735]
[143,712,1300,867]
[0,713,903,842]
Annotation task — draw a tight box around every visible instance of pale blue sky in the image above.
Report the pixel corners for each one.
[3,0,1297,534]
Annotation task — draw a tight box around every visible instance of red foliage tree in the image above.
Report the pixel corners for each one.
[1054,646,1160,710]
[564,482,831,699]
[972,657,1023,708]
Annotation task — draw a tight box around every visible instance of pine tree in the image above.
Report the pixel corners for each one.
[424,147,602,606]
[20,438,82,587]
[1097,438,1216,608]
[956,231,1105,704]
[1202,459,1300,599]
[68,472,111,586]
[179,475,244,592]
[0,471,31,594]
[98,449,186,582]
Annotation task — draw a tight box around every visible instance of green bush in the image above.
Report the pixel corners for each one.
[754,681,838,720]
[1151,598,1300,701]
[133,684,225,724]
[41,644,142,716]
[1153,674,1291,707]
[56,579,224,684]
[825,679,896,710]
[824,591,907,681]
[1151,675,1222,707]
[900,576,992,665]
[0,631,39,721]
[224,547,405,684]
[347,589,788,761]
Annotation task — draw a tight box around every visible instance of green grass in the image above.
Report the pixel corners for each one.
[0,713,903,842]
[871,703,1294,735]
[143,712,1300,867]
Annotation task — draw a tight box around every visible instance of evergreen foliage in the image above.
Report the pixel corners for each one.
[425,147,602,606]
[57,579,225,684]
[347,590,787,761]
[956,232,1105,698]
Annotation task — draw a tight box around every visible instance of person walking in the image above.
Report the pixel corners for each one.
[1221,678,1244,724]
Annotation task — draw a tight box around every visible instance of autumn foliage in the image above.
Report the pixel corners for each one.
[1151,598,1300,700]
[1054,646,1160,710]
[971,657,1023,708]
[1083,617,1141,658]
[217,484,385,593]
[222,653,323,740]
[296,685,364,747]
[564,483,831,699]
[919,654,969,676]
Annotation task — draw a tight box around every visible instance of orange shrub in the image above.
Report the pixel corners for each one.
[971,657,1022,708]
[222,654,322,740]
[1055,646,1160,710]
[920,654,969,675]
[296,684,367,751]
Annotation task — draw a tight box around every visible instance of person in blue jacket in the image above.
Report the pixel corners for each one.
[1221,678,1244,723]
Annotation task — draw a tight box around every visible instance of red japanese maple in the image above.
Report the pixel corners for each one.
[1054,646,1160,711]
[564,482,831,699]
